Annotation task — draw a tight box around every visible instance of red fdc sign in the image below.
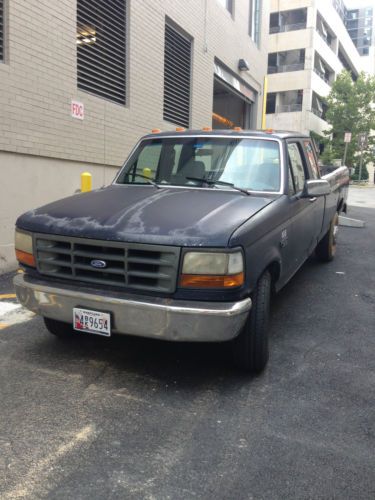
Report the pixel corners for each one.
[71,100,84,120]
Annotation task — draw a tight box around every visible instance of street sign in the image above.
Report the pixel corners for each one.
[71,100,84,120]
[344,132,352,143]
[358,133,368,149]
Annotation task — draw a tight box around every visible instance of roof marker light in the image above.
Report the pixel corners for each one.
[151,128,161,133]
[233,127,242,131]
[176,127,186,132]
[202,126,212,131]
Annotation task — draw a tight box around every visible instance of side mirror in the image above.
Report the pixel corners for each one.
[301,179,331,198]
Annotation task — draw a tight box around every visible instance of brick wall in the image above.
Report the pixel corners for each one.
[0,0,269,271]
[0,0,269,167]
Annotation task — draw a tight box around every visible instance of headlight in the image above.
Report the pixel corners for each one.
[15,229,36,267]
[180,250,244,288]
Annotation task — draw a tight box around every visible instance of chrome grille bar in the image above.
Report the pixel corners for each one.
[34,234,180,293]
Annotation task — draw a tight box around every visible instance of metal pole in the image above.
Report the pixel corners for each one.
[343,141,348,166]
[358,148,364,182]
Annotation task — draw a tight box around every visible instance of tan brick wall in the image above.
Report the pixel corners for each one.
[0,0,269,167]
[0,0,269,271]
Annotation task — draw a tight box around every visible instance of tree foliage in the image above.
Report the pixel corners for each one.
[321,71,375,168]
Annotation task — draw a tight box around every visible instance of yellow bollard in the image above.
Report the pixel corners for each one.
[142,167,152,178]
[81,172,92,192]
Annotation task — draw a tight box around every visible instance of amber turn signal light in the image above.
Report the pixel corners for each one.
[15,249,36,268]
[180,272,244,288]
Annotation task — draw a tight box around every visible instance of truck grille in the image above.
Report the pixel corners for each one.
[34,234,180,293]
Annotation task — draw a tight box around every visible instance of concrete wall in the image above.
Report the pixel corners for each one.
[0,151,119,273]
[0,0,269,272]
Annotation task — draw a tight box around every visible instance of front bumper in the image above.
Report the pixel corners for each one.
[14,274,251,342]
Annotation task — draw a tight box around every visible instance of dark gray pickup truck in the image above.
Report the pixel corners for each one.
[14,130,348,372]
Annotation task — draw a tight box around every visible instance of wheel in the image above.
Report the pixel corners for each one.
[43,317,74,337]
[316,212,339,262]
[231,270,271,373]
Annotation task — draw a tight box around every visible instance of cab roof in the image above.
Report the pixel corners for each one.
[142,129,310,140]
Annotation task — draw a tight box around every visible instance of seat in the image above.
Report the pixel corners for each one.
[179,160,206,180]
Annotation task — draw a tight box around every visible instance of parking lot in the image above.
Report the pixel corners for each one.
[0,201,374,499]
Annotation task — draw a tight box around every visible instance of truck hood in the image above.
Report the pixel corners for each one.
[17,185,276,247]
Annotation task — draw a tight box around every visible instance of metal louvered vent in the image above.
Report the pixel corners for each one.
[77,0,126,105]
[163,24,192,128]
[0,0,3,62]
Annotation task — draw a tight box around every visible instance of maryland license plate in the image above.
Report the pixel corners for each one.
[73,308,111,337]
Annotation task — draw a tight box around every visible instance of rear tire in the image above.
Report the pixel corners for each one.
[316,212,339,262]
[43,317,74,338]
[231,270,271,373]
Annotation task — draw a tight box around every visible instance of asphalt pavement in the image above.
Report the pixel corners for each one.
[0,204,374,499]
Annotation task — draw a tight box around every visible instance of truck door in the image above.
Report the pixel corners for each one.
[286,141,323,270]
[302,139,326,241]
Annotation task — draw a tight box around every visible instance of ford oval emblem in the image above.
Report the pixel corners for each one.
[90,259,107,269]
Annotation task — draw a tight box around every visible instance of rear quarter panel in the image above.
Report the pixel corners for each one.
[321,166,349,236]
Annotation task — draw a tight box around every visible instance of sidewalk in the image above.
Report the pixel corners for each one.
[348,185,375,209]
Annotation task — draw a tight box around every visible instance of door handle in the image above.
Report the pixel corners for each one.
[309,197,317,203]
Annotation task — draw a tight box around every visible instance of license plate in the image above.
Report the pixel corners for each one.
[73,308,111,337]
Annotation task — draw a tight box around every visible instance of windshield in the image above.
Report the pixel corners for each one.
[116,137,281,192]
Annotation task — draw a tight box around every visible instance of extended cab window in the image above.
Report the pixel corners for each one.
[288,142,306,194]
[117,137,282,193]
[303,140,319,179]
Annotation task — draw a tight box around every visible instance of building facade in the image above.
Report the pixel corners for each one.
[265,0,363,137]
[345,2,375,73]
[0,0,269,272]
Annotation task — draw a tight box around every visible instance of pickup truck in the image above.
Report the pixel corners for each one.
[14,130,348,373]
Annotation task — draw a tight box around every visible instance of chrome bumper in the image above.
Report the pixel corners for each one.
[14,274,251,342]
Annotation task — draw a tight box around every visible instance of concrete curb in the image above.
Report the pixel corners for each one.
[339,216,366,228]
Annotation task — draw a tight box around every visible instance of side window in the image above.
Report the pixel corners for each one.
[303,140,319,179]
[287,142,306,194]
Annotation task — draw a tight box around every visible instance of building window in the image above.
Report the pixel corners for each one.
[217,0,234,15]
[163,23,192,128]
[268,49,305,74]
[311,91,327,120]
[269,8,307,34]
[249,0,261,45]
[266,93,276,114]
[0,0,3,62]
[77,0,127,105]
[277,90,303,113]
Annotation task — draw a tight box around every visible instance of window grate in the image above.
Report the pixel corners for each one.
[0,0,3,62]
[163,24,192,128]
[77,0,126,105]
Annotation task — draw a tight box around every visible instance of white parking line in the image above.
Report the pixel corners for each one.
[0,302,22,315]
[0,301,34,329]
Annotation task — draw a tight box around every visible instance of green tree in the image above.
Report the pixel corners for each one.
[321,71,375,168]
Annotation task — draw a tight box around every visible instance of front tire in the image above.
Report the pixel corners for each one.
[43,317,74,338]
[231,271,271,373]
[316,212,339,262]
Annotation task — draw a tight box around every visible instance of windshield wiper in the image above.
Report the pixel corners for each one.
[185,177,250,196]
[132,173,161,189]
